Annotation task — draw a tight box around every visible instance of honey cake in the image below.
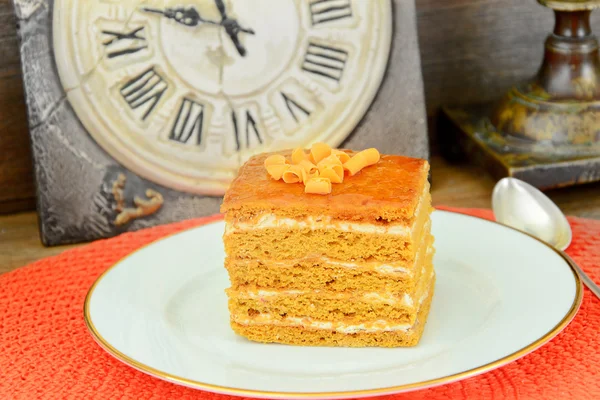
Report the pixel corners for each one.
[221,145,435,347]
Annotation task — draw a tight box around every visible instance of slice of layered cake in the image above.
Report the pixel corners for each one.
[221,144,435,347]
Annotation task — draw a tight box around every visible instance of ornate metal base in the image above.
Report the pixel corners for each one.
[439,104,600,189]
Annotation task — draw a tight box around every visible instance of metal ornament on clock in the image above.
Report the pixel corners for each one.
[440,0,600,189]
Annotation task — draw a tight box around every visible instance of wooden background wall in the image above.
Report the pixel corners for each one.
[0,0,593,213]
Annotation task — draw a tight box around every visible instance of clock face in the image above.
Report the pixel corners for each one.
[53,0,392,195]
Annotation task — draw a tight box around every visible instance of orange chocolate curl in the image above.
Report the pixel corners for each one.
[291,148,309,164]
[343,148,381,176]
[305,177,332,194]
[297,160,320,184]
[317,154,344,183]
[266,164,291,180]
[318,154,343,166]
[319,165,344,183]
[310,142,332,164]
[264,154,287,167]
[264,154,290,180]
[297,159,318,175]
[282,165,304,184]
[332,149,351,164]
[304,170,320,184]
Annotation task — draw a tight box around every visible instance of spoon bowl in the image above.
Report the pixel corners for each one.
[492,177,600,299]
[492,177,572,251]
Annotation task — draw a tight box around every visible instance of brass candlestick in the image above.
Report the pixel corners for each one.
[440,0,600,189]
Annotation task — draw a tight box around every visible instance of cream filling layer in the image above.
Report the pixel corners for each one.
[323,247,430,274]
[225,184,429,236]
[239,289,414,307]
[233,256,414,274]
[234,313,413,333]
[327,259,409,274]
[235,273,434,334]
[226,214,412,236]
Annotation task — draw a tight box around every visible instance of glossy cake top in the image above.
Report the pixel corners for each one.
[221,149,430,223]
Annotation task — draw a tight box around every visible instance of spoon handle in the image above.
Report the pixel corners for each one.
[562,251,600,299]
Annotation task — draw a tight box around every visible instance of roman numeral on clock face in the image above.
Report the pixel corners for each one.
[302,42,348,82]
[281,92,311,122]
[170,98,205,145]
[232,109,263,151]
[309,0,352,26]
[102,26,148,59]
[120,67,168,121]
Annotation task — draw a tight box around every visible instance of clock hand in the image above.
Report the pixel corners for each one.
[213,0,255,57]
[141,6,219,27]
[214,0,227,19]
[222,20,254,56]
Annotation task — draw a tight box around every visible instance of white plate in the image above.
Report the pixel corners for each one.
[84,210,582,399]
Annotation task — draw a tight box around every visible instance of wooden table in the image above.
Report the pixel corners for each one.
[1,156,600,276]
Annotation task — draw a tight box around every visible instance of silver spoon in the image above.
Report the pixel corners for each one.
[492,177,600,298]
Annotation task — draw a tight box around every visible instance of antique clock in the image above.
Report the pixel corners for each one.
[53,0,393,195]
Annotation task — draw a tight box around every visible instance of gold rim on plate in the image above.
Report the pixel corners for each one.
[83,210,584,399]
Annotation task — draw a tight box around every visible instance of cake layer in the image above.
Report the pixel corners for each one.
[230,275,435,347]
[225,229,434,293]
[223,194,432,263]
[227,260,434,326]
[229,256,413,277]
[221,150,430,224]
[225,227,422,262]
[225,181,431,234]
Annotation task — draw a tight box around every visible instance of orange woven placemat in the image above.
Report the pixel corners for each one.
[0,208,599,400]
